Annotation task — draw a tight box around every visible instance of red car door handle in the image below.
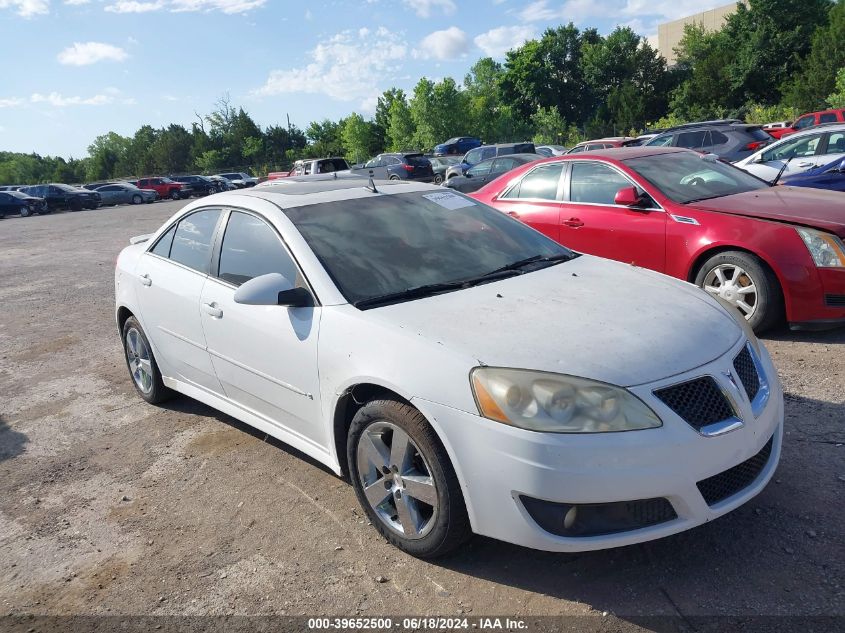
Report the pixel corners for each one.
[563,217,584,228]
[507,211,520,218]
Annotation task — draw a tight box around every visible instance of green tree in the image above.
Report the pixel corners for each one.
[341,112,372,163]
[373,88,406,152]
[150,124,192,174]
[86,132,130,180]
[531,106,567,144]
[828,67,845,108]
[463,58,504,142]
[306,119,344,157]
[386,95,415,151]
[783,0,845,111]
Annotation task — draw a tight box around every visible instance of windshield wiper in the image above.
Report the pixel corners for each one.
[681,194,727,204]
[771,156,794,186]
[354,253,576,310]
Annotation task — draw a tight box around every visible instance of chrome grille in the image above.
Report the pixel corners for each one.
[653,377,735,431]
[733,345,760,402]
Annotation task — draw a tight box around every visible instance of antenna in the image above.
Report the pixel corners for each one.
[366,177,379,193]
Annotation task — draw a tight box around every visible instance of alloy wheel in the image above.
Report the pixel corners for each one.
[125,327,154,394]
[356,421,438,539]
[703,263,758,320]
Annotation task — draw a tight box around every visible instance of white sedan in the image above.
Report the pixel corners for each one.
[115,178,783,557]
[733,123,845,181]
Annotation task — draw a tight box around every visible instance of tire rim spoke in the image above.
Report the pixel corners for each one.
[703,263,758,321]
[356,421,438,540]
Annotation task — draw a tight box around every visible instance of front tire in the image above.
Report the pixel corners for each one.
[389,175,400,181]
[348,398,471,558]
[169,190,180,201]
[132,194,142,205]
[19,205,31,217]
[695,250,782,333]
[121,316,173,404]
[433,174,443,185]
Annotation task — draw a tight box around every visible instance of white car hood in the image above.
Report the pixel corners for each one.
[371,256,741,387]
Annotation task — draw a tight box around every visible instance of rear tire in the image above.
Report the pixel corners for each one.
[121,316,173,404]
[169,190,180,201]
[19,205,31,217]
[132,194,142,205]
[694,250,783,333]
[348,398,471,558]
[433,174,443,185]
[389,175,400,181]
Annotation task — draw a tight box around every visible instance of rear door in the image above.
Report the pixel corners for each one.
[492,162,565,242]
[749,132,826,180]
[818,130,845,166]
[136,208,224,394]
[561,161,666,271]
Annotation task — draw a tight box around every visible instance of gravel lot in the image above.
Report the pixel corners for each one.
[0,201,843,630]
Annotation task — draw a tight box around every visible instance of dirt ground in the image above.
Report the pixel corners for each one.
[0,201,843,631]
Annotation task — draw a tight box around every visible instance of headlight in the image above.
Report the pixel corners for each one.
[470,367,662,433]
[796,227,845,268]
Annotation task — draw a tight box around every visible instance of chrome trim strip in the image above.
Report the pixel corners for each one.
[745,343,770,417]
[669,214,700,225]
[698,416,744,437]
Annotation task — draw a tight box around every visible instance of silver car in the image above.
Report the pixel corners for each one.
[95,182,157,206]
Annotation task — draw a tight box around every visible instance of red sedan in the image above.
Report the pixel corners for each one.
[470,147,845,332]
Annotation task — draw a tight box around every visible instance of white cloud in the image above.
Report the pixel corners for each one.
[403,0,455,18]
[255,26,406,108]
[0,0,49,17]
[105,0,264,13]
[64,0,91,5]
[105,1,163,12]
[57,42,129,66]
[0,97,25,107]
[519,0,731,26]
[474,25,535,57]
[414,26,469,61]
[29,89,135,106]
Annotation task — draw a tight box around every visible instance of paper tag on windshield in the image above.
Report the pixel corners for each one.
[422,191,476,210]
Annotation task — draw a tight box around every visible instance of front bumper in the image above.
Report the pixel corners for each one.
[414,338,784,552]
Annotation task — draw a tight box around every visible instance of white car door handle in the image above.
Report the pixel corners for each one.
[798,162,814,168]
[139,274,152,286]
[203,302,223,318]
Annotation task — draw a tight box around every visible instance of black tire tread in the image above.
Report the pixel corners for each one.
[121,316,174,405]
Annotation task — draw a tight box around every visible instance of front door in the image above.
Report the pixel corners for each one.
[136,208,223,394]
[199,210,325,447]
[561,161,666,272]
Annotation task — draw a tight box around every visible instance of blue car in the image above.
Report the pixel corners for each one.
[780,157,845,192]
[432,136,481,157]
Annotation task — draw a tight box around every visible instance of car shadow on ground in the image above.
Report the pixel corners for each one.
[0,415,28,462]
[763,326,845,345]
[157,396,340,477]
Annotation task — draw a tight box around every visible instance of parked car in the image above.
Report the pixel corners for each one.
[215,172,258,188]
[207,175,236,192]
[444,153,539,193]
[0,190,48,217]
[20,183,100,211]
[83,182,112,191]
[432,136,482,156]
[95,182,157,206]
[135,177,191,200]
[171,175,217,196]
[761,121,793,138]
[536,145,569,157]
[566,138,634,154]
[427,156,462,184]
[733,124,845,182]
[268,158,351,180]
[445,142,536,181]
[622,134,659,147]
[116,176,783,557]
[779,156,845,192]
[470,147,845,332]
[350,153,434,182]
[769,109,845,139]
[645,121,772,162]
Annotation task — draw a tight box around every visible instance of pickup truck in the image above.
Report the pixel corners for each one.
[135,177,191,200]
[764,109,845,139]
[267,158,350,180]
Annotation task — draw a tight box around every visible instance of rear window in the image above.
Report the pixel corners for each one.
[676,131,707,148]
[819,113,837,124]
[405,155,430,167]
[747,127,772,141]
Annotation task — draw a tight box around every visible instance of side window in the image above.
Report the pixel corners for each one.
[710,131,729,146]
[492,157,516,174]
[465,148,482,164]
[763,135,821,161]
[481,148,496,161]
[569,162,633,205]
[169,209,221,273]
[151,224,177,258]
[217,211,298,287]
[826,132,845,155]
[794,116,814,130]
[819,113,836,124]
[647,135,673,147]
[502,164,564,200]
[467,160,493,177]
[567,146,585,154]
[364,157,382,168]
[676,131,707,149]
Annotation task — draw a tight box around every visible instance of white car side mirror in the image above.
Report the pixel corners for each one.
[234,273,312,308]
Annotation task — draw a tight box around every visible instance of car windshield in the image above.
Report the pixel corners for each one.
[160,178,175,184]
[54,184,78,192]
[443,138,460,145]
[9,191,29,199]
[625,152,769,203]
[284,191,572,306]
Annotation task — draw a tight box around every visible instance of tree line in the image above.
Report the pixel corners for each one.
[1,0,843,186]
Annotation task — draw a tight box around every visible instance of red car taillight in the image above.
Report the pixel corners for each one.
[402,164,415,172]
[746,141,766,151]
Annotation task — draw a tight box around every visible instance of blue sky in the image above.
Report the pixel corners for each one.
[0,0,729,157]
